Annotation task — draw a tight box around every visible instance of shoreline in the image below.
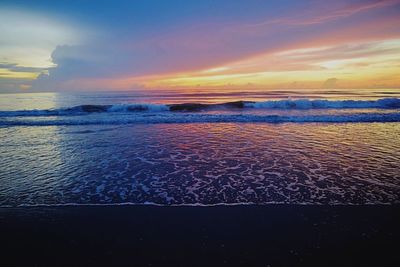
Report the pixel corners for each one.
[0,201,398,208]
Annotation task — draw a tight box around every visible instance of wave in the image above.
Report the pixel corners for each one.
[1,98,399,118]
[247,98,400,109]
[0,103,169,117]
[1,112,400,126]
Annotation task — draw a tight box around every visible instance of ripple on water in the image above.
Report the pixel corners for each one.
[0,123,400,206]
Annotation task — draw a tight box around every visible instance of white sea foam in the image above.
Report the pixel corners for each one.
[1,112,400,126]
[246,98,400,109]
[1,121,399,206]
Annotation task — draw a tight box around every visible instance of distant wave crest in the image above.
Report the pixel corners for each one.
[247,98,400,109]
[0,98,399,118]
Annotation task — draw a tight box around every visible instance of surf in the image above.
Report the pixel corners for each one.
[0,98,400,118]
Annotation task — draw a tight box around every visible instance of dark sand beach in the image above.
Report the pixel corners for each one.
[1,205,399,267]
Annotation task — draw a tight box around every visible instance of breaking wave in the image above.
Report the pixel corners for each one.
[246,98,400,109]
[0,98,399,118]
[1,98,400,126]
[0,103,169,117]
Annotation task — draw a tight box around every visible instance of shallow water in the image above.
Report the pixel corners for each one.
[1,123,399,206]
[1,91,400,206]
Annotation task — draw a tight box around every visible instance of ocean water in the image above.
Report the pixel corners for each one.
[1,90,400,206]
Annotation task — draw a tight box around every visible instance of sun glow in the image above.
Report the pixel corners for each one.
[101,39,400,91]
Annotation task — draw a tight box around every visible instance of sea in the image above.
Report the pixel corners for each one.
[1,89,400,207]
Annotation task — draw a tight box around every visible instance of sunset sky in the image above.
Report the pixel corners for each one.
[1,0,400,93]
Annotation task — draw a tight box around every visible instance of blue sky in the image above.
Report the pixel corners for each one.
[1,0,400,92]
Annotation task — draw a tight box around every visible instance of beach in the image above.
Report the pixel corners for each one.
[1,205,400,266]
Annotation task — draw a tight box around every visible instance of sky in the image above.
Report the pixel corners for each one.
[0,0,400,93]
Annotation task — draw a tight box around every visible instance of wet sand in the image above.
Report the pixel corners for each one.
[1,205,399,266]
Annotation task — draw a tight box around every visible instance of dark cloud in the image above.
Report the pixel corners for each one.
[0,63,46,73]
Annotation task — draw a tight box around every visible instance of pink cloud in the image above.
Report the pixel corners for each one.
[30,0,400,91]
[246,0,400,27]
